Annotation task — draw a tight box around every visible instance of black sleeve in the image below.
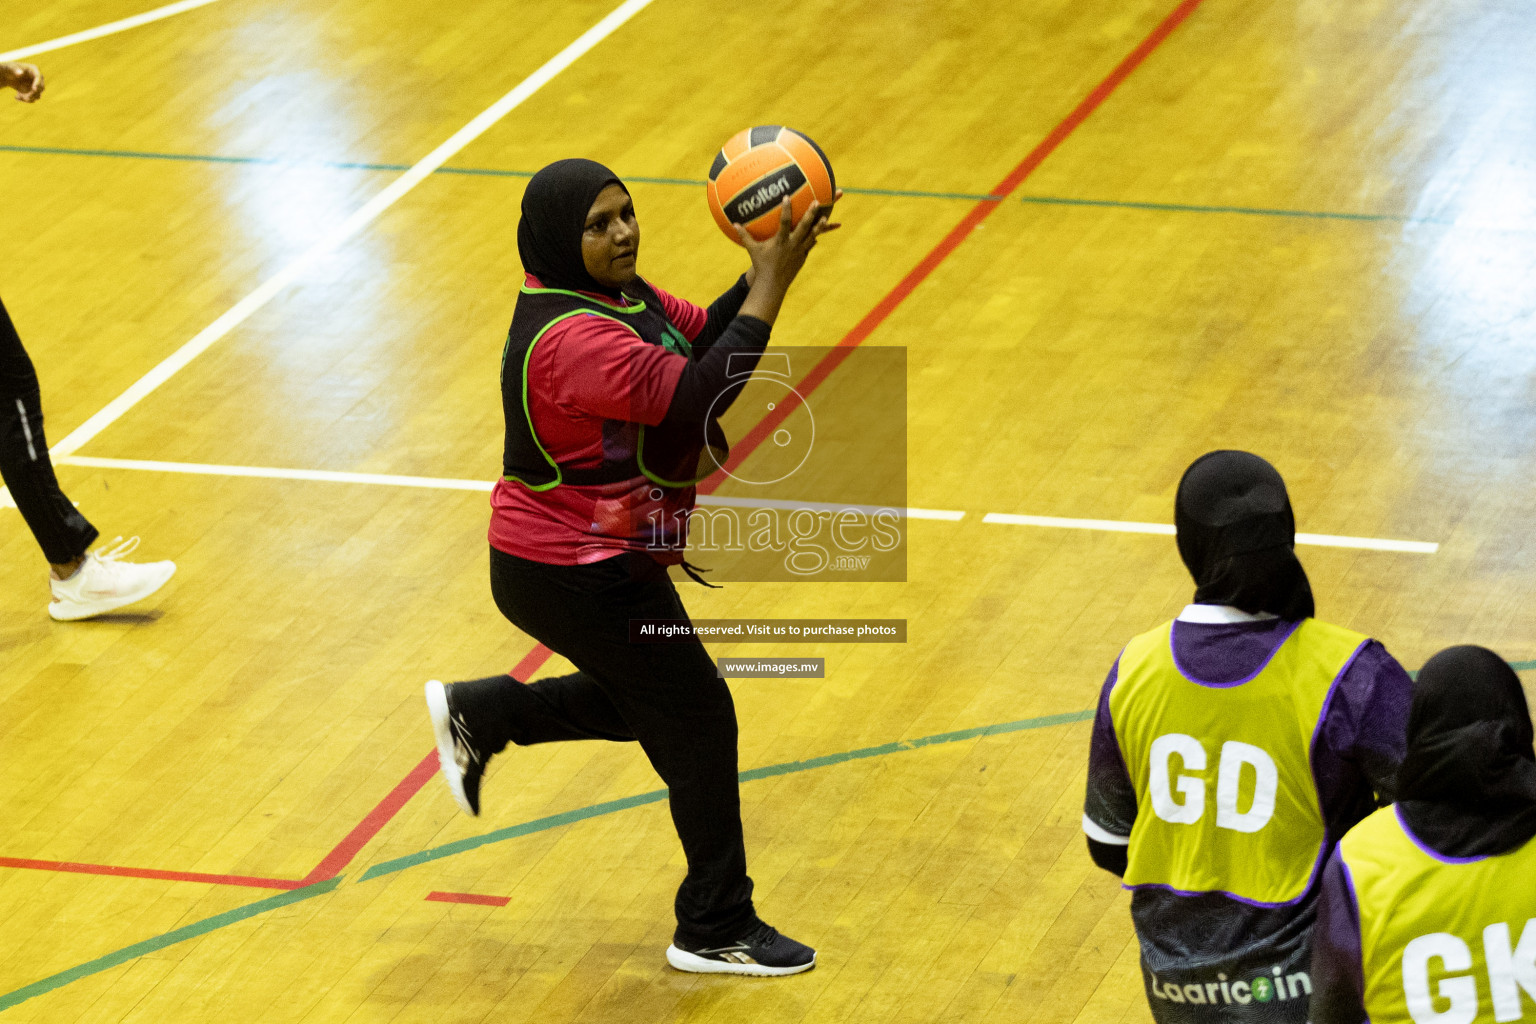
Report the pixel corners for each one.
[1084,659,1136,878]
[664,314,771,423]
[1084,658,1138,838]
[691,274,752,353]
[1086,837,1128,877]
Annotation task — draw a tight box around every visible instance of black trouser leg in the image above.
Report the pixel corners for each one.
[0,297,98,565]
[455,546,757,946]
[450,668,636,748]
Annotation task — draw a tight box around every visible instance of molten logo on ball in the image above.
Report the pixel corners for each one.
[707,124,836,243]
[726,167,809,224]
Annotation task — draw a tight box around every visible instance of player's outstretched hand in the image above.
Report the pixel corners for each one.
[737,190,843,293]
[1,63,45,103]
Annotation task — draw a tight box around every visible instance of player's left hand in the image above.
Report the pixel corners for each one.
[745,189,842,286]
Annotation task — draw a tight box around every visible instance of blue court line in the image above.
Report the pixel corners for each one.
[0,707,1092,1013]
[0,142,1413,220]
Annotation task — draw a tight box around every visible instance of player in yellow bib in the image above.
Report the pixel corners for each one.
[1084,451,1413,1022]
[1310,645,1536,1024]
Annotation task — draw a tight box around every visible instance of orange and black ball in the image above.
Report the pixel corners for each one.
[707,125,836,244]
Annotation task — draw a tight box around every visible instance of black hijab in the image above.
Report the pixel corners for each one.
[517,158,626,298]
[1174,451,1315,620]
[1397,645,1536,858]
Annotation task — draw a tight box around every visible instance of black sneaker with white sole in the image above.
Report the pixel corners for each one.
[666,921,816,976]
[424,680,488,816]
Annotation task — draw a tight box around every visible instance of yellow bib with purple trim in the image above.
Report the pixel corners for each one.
[1111,617,1366,904]
[1340,806,1536,1024]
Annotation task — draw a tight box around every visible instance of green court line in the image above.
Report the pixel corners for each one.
[0,143,412,172]
[1016,193,1431,223]
[0,143,996,201]
[437,168,1000,201]
[2,142,1408,217]
[0,877,341,1013]
[7,656,1532,1013]
[433,166,995,199]
[1408,659,1535,682]
[431,164,531,178]
[360,707,1096,882]
[0,143,261,165]
[359,789,670,880]
[843,185,1002,201]
[737,710,1096,780]
[0,708,1093,1012]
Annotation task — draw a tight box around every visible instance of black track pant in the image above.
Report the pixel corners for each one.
[450,546,757,946]
[0,296,98,564]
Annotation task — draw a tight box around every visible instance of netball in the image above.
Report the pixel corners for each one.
[706,125,837,243]
[7,1,1533,1020]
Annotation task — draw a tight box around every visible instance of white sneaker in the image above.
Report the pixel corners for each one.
[425,680,486,816]
[48,537,176,621]
[666,922,817,976]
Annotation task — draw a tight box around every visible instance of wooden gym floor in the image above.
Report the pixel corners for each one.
[2,0,1534,1020]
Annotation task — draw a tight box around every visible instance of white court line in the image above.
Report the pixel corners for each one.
[0,0,227,61]
[52,457,1439,553]
[984,512,1177,536]
[49,0,658,459]
[57,455,495,492]
[982,511,1438,554]
[55,457,962,519]
[697,495,964,521]
[1293,531,1439,554]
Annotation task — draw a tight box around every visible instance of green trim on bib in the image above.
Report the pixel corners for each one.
[503,309,633,491]
[519,284,646,315]
[503,293,707,491]
[636,424,718,488]
[658,320,692,358]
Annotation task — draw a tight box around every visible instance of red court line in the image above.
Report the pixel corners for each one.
[293,645,555,884]
[0,758,445,893]
[0,856,300,891]
[509,644,554,679]
[0,761,449,891]
[703,0,1206,486]
[0,1,1203,898]
[425,890,511,907]
[237,0,1207,891]
[295,642,562,883]
[298,750,441,885]
[1,646,559,893]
